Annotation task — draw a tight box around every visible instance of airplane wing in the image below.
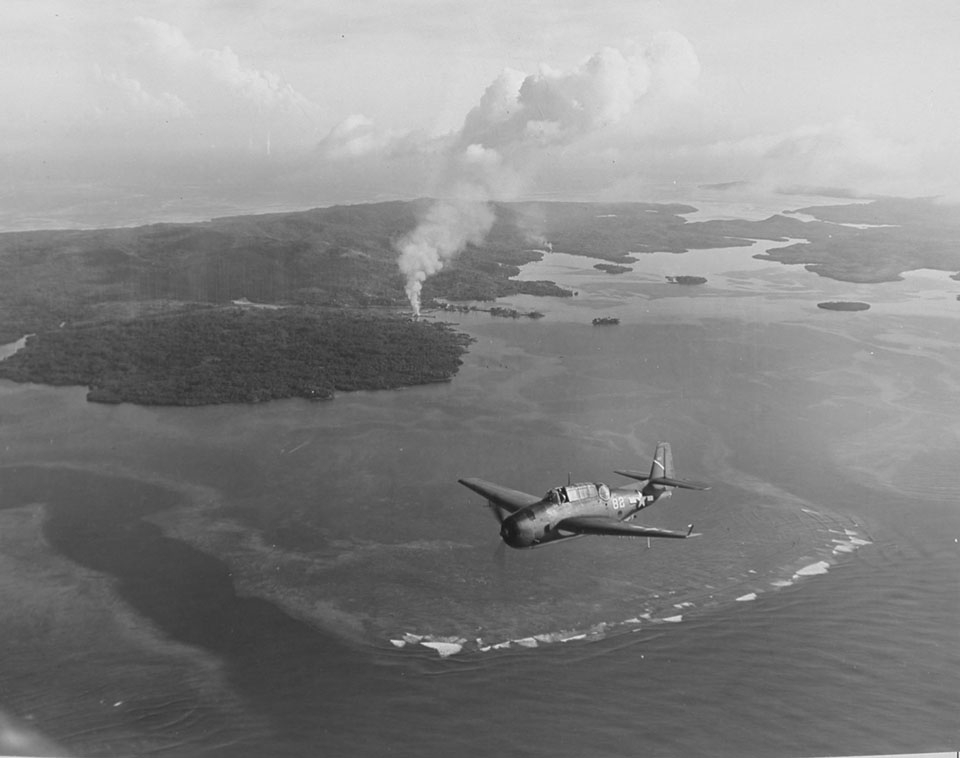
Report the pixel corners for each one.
[558,516,694,539]
[458,478,542,513]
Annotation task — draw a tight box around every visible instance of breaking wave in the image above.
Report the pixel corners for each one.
[146,483,872,658]
[387,523,871,657]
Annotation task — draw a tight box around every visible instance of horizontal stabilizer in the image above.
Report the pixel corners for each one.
[615,471,710,490]
[614,469,650,482]
[649,476,711,491]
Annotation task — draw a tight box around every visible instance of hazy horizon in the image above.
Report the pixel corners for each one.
[4,0,960,229]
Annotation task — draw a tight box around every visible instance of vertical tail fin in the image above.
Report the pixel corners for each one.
[649,442,675,481]
[614,442,709,491]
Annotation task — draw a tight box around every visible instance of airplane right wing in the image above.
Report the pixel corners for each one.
[558,516,695,539]
[458,478,541,513]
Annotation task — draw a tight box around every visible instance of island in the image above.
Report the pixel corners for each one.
[666,276,707,285]
[594,263,632,274]
[817,301,871,312]
[0,307,472,405]
[754,197,960,283]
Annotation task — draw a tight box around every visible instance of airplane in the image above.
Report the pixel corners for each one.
[459,442,709,549]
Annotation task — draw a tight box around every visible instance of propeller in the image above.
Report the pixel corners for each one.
[494,537,506,571]
[486,500,506,525]
[483,499,509,583]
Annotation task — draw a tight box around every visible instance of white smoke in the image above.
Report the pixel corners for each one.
[397,189,495,316]
[396,33,699,315]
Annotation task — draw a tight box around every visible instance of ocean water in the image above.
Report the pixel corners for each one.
[0,206,958,757]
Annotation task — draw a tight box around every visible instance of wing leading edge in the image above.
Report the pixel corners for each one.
[458,478,541,513]
[558,516,694,539]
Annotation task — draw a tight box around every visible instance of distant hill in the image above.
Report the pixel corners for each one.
[0,200,570,340]
[3,196,956,341]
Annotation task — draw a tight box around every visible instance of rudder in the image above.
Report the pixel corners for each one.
[649,442,675,481]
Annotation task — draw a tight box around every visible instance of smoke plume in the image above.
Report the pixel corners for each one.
[397,189,495,315]
[396,33,699,315]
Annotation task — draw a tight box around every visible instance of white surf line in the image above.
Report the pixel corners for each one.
[397,525,874,657]
[793,561,831,578]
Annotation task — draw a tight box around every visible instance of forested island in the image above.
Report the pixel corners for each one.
[817,301,871,311]
[0,308,471,405]
[594,263,632,274]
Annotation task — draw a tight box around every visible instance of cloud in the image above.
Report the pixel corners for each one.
[317,114,438,161]
[392,32,702,313]
[759,119,917,189]
[12,16,323,153]
[94,67,190,120]
[131,17,315,116]
[584,116,959,202]
[457,32,699,155]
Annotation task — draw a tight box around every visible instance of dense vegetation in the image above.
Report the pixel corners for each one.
[0,307,472,405]
[2,197,957,342]
[0,196,956,405]
[594,263,632,274]
[759,198,960,283]
[817,301,871,311]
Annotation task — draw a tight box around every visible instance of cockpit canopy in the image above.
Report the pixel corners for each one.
[544,482,608,504]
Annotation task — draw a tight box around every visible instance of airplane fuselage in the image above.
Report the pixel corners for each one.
[500,482,667,548]
[460,443,706,547]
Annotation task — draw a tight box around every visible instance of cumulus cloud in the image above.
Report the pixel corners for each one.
[49,17,322,154]
[317,114,437,161]
[131,17,315,116]
[392,32,701,314]
[94,66,190,120]
[457,33,698,154]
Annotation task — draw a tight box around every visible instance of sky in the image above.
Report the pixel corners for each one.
[3,0,960,226]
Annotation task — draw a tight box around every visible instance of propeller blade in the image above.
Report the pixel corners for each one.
[486,500,506,525]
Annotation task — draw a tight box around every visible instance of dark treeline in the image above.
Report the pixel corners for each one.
[0,308,473,406]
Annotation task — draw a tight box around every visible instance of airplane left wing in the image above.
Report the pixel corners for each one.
[558,516,694,539]
[458,478,541,513]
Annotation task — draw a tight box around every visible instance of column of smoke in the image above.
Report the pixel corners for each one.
[396,33,699,316]
[397,191,494,317]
